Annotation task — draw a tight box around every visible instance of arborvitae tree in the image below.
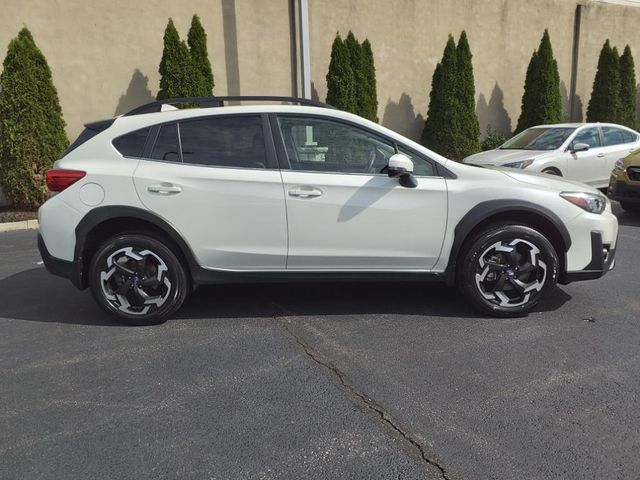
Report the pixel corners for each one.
[587,40,622,123]
[455,31,480,157]
[421,35,460,159]
[157,19,199,100]
[326,33,357,113]
[187,14,214,96]
[361,39,379,122]
[515,30,562,133]
[515,49,539,133]
[619,45,637,129]
[0,28,69,208]
[344,32,367,116]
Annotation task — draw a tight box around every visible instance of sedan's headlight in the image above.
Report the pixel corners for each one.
[613,159,625,172]
[502,159,534,169]
[560,192,607,214]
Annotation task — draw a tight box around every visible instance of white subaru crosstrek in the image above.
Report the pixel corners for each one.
[463,122,640,188]
[38,97,618,325]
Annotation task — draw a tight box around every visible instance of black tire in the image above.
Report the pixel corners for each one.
[457,224,559,317]
[542,168,562,176]
[620,201,640,213]
[89,233,189,325]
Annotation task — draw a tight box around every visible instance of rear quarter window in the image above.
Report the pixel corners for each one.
[112,127,151,158]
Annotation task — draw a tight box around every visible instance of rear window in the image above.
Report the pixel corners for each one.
[178,116,266,168]
[112,127,151,157]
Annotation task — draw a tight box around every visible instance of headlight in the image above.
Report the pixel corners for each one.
[560,192,607,214]
[502,159,534,169]
[613,159,625,172]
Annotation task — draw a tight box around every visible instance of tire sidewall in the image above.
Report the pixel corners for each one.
[89,234,188,325]
[458,225,559,317]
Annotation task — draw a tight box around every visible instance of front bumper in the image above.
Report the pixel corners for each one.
[608,179,640,204]
[559,231,616,284]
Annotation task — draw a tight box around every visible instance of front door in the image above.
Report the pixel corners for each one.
[566,126,605,185]
[275,114,448,270]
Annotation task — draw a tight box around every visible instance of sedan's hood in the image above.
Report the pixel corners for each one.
[497,168,600,194]
[463,149,554,166]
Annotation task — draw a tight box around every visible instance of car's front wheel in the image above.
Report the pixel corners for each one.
[89,234,189,325]
[457,224,559,317]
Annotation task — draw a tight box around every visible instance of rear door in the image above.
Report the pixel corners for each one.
[273,114,448,270]
[566,126,605,185]
[131,114,288,270]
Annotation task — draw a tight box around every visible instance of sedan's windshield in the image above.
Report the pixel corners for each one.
[500,127,576,151]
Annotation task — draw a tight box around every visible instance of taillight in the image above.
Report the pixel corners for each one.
[45,169,86,192]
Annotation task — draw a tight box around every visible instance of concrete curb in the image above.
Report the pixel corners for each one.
[0,219,39,233]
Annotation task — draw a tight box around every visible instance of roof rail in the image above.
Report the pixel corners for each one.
[123,96,333,116]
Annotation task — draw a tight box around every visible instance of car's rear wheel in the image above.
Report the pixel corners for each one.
[89,234,188,325]
[457,224,559,317]
[620,201,640,213]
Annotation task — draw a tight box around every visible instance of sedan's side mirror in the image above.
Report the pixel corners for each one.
[571,142,590,153]
[387,153,417,188]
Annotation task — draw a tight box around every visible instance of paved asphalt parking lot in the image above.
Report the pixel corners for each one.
[1,204,639,480]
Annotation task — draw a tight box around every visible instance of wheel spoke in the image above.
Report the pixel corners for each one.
[114,262,135,276]
[510,278,525,295]
[518,262,537,275]
[140,277,161,288]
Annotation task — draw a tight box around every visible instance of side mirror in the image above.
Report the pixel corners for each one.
[571,142,590,153]
[387,153,417,188]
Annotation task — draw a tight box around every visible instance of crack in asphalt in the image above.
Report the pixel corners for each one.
[266,302,452,480]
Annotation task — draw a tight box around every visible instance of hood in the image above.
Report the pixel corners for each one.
[463,149,554,166]
[497,168,600,194]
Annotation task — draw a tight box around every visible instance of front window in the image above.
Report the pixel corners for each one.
[571,127,601,149]
[278,115,436,176]
[500,127,576,151]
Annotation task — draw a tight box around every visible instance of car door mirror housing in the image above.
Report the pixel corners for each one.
[387,153,417,188]
[571,142,590,153]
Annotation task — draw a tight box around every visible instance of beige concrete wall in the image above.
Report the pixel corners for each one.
[2,0,640,144]
[0,0,295,140]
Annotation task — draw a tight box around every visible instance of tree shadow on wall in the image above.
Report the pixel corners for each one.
[381,93,424,142]
[476,82,511,136]
[114,69,155,115]
[560,80,583,122]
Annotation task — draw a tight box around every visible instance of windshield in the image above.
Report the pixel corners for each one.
[500,127,576,151]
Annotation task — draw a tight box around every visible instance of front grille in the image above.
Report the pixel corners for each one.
[627,166,640,181]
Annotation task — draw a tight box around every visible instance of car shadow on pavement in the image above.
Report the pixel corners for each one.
[612,203,640,227]
[0,267,572,325]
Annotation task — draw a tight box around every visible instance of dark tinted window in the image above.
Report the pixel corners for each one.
[279,115,395,173]
[151,124,181,162]
[623,130,637,143]
[113,127,150,157]
[398,146,436,176]
[179,116,267,168]
[572,127,601,149]
[602,126,628,146]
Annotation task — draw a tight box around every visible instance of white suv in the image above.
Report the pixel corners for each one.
[38,97,618,324]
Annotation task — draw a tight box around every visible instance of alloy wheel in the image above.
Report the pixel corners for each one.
[474,238,547,307]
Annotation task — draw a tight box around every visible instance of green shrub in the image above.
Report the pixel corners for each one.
[421,36,460,159]
[586,39,622,123]
[360,39,378,122]
[455,31,481,158]
[515,30,563,133]
[481,127,509,151]
[0,28,69,208]
[326,33,357,113]
[187,14,214,96]
[157,18,200,100]
[618,45,637,129]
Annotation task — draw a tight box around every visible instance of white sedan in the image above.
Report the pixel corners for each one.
[463,123,640,188]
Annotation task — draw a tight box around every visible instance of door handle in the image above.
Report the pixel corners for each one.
[147,184,182,195]
[288,187,323,198]
[597,153,605,158]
